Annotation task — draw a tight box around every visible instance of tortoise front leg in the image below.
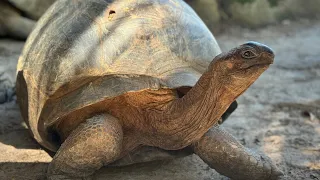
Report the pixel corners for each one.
[192,125,283,180]
[47,114,123,180]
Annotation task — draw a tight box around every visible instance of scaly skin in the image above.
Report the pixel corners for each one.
[46,42,283,179]
[193,125,283,180]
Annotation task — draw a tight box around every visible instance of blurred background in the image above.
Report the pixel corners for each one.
[0,0,319,179]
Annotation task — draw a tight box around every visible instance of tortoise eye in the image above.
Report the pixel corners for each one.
[241,50,257,59]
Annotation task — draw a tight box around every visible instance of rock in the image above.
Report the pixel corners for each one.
[0,87,16,104]
[0,40,23,103]
[0,86,16,104]
[8,0,56,20]
[0,0,55,39]
[6,87,16,102]
[0,1,36,39]
[0,90,6,104]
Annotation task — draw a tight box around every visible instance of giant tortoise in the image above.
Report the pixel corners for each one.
[16,0,283,179]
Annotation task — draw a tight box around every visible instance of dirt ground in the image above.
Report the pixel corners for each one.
[0,19,319,180]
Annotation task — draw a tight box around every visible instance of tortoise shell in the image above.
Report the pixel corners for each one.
[16,0,221,151]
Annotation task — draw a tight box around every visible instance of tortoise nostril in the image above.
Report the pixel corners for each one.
[262,46,274,56]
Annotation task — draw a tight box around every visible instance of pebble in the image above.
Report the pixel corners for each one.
[0,87,16,104]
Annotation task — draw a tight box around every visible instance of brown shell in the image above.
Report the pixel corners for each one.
[16,0,221,151]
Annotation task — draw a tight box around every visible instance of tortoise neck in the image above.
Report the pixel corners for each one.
[171,65,235,126]
[146,63,238,150]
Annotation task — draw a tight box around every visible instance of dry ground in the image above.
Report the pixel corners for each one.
[0,19,319,179]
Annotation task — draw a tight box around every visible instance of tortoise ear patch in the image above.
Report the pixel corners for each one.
[226,62,234,69]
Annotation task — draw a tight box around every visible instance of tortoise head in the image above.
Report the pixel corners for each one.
[210,41,274,91]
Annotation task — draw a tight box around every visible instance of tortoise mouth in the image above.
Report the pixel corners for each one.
[241,53,274,70]
[239,61,271,72]
[234,60,272,76]
[246,62,271,69]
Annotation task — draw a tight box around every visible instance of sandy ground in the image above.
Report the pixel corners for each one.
[0,19,319,180]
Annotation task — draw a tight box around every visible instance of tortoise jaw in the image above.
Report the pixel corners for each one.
[245,62,271,70]
[241,53,274,70]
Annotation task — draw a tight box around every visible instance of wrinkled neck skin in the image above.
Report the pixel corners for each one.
[145,63,262,150]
